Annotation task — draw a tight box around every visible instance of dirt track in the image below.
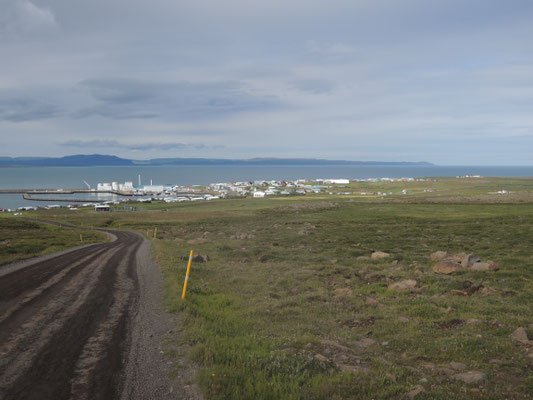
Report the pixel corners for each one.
[0,228,186,400]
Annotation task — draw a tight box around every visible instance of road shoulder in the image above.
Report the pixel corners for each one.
[120,235,202,400]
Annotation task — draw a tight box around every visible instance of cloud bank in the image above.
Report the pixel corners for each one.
[0,0,532,164]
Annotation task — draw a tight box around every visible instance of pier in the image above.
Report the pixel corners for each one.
[0,189,132,195]
[1,189,133,203]
[22,193,103,203]
[3,188,212,204]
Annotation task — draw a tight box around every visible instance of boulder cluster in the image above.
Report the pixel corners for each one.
[431,252,498,275]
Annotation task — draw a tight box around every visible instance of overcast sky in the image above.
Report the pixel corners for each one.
[1,0,532,165]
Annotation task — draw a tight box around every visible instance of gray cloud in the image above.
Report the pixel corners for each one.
[0,98,61,122]
[292,79,336,94]
[75,78,280,120]
[59,139,215,151]
[1,0,533,164]
[0,0,58,36]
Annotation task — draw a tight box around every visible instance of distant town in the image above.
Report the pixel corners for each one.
[1,176,426,213]
[2,174,511,214]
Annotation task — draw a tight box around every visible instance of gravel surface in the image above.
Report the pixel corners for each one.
[120,236,202,400]
[0,225,202,400]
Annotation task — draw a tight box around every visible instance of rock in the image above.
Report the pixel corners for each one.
[385,373,397,382]
[436,367,456,376]
[356,255,370,260]
[319,339,351,352]
[453,371,487,384]
[334,288,352,296]
[337,364,368,373]
[433,259,462,274]
[230,233,255,239]
[430,251,448,261]
[407,385,426,399]
[398,316,410,323]
[419,361,435,370]
[479,286,499,296]
[192,254,210,263]
[353,338,376,348]
[187,238,207,244]
[511,327,529,343]
[461,253,481,267]
[449,289,469,296]
[450,252,468,263]
[371,251,390,259]
[388,279,419,292]
[445,307,456,313]
[314,354,329,362]
[471,261,499,271]
[365,296,381,306]
[449,361,467,371]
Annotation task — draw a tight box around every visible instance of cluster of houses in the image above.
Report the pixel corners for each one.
[2,176,445,213]
[1,203,106,213]
[208,179,334,198]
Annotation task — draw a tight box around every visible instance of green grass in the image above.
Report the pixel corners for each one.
[141,199,533,399]
[19,177,533,399]
[0,217,106,265]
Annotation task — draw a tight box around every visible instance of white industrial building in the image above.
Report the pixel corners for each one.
[322,179,350,184]
[97,181,134,192]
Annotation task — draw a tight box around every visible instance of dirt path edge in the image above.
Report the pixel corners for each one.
[119,235,203,400]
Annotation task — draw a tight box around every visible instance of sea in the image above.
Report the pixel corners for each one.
[1,165,532,210]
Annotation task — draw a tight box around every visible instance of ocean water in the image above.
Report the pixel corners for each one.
[1,165,532,209]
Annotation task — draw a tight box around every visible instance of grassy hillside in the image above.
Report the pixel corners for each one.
[141,200,533,399]
[11,177,533,398]
[0,217,106,265]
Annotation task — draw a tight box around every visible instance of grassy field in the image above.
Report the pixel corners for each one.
[142,200,533,400]
[0,217,106,265]
[332,177,533,200]
[8,177,533,399]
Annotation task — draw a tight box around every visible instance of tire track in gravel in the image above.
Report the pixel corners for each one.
[0,245,112,343]
[0,229,143,400]
[0,243,111,299]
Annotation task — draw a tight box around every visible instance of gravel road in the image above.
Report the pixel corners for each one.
[0,227,201,400]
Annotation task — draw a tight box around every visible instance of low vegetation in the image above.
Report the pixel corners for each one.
[144,199,533,399]
[0,217,106,265]
[7,177,533,398]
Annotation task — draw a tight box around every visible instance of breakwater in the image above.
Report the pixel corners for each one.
[1,189,133,204]
[0,189,131,195]
[23,193,103,203]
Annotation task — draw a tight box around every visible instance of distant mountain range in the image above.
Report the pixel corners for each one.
[0,154,434,167]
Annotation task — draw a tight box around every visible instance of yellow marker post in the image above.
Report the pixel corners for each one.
[181,250,194,299]
[154,227,158,239]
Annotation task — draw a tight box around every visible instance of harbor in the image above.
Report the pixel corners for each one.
[1,164,531,211]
